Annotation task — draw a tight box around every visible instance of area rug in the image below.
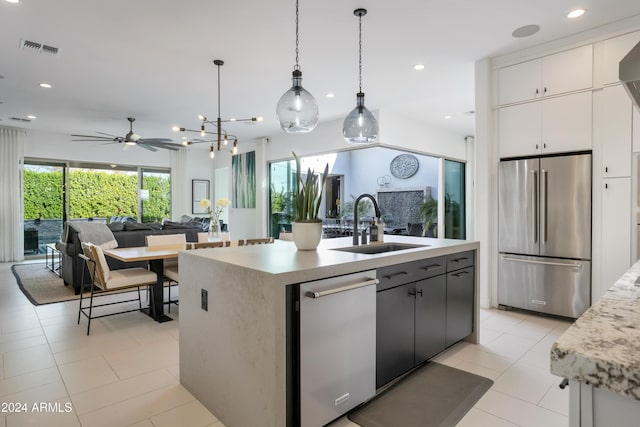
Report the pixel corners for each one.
[348,362,493,427]
[11,263,80,305]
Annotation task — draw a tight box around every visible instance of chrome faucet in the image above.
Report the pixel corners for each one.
[352,193,381,245]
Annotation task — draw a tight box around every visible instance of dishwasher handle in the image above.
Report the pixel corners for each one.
[306,278,379,299]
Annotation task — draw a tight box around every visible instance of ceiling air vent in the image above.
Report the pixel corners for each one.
[19,38,60,56]
[10,117,31,122]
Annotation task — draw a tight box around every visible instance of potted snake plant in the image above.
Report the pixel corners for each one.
[292,152,329,250]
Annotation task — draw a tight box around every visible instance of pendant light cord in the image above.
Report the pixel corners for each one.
[295,0,300,70]
[217,63,221,118]
[358,13,362,92]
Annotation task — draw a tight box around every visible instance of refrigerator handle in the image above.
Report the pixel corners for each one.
[541,169,547,244]
[531,170,538,244]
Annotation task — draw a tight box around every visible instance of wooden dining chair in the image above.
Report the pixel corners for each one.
[78,242,157,335]
[194,241,229,249]
[244,237,275,245]
[145,233,186,311]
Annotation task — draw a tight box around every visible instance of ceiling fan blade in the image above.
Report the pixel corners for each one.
[138,138,174,143]
[137,143,158,152]
[70,134,114,140]
[95,131,120,138]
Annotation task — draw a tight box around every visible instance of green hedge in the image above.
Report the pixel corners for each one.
[24,170,170,222]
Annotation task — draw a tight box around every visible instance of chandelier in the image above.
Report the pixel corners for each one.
[173,59,262,158]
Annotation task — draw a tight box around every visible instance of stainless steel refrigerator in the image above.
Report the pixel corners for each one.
[498,153,592,318]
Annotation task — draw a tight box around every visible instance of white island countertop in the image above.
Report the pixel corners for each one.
[551,259,640,400]
[180,235,479,286]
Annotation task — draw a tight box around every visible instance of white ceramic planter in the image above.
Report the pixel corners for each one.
[292,221,322,250]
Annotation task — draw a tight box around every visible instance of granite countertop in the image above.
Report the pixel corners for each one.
[550,259,640,399]
[180,235,479,285]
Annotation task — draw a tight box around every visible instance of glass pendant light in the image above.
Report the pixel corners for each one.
[343,8,378,144]
[276,0,319,133]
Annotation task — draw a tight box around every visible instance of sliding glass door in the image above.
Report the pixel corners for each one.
[23,160,171,257]
[23,162,65,254]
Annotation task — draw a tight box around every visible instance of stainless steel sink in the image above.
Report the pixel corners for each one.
[331,243,429,255]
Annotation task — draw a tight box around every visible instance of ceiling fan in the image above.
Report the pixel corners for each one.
[71,117,179,151]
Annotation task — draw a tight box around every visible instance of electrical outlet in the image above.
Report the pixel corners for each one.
[201,289,208,311]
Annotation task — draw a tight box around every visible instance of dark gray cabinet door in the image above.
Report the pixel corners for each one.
[376,283,415,388]
[414,275,447,365]
[446,266,475,346]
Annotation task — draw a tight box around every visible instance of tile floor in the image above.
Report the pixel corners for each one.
[0,262,571,427]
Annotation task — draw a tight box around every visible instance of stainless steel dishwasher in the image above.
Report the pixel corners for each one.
[299,270,377,427]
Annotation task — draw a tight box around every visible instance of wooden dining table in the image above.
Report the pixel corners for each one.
[103,244,189,323]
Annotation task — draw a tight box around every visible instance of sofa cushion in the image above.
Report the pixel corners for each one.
[163,221,202,230]
[124,222,153,231]
[107,222,125,232]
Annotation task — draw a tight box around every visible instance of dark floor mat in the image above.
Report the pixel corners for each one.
[348,362,493,427]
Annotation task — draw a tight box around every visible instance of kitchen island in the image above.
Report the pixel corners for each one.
[551,259,640,426]
[178,235,479,427]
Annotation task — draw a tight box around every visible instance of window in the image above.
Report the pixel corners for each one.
[444,159,466,239]
[267,147,449,239]
[23,160,171,256]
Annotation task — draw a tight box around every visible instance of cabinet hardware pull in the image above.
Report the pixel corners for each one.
[451,257,468,263]
[605,183,608,189]
[544,87,547,93]
[408,289,423,297]
[605,166,608,173]
[420,264,441,271]
[306,278,379,299]
[502,256,583,269]
[383,271,409,280]
[535,88,539,95]
[452,271,470,277]
[416,289,423,297]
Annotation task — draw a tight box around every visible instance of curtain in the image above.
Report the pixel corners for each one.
[0,127,26,262]
[170,148,188,221]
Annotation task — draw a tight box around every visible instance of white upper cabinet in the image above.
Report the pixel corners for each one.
[498,59,542,105]
[499,45,593,105]
[602,31,640,86]
[499,102,542,158]
[499,91,592,158]
[542,91,593,154]
[599,85,632,177]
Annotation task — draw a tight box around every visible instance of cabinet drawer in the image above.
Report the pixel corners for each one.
[377,262,420,291]
[412,256,447,280]
[446,251,474,272]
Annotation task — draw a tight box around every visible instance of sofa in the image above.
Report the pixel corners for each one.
[56,220,203,294]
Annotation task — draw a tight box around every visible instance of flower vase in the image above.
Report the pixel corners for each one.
[208,222,221,242]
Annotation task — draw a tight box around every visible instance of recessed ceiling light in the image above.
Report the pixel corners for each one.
[568,9,585,19]
[414,64,425,71]
[326,93,335,98]
[39,82,52,88]
[5,0,20,4]
[27,115,36,119]
[110,164,117,168]
[512,24,540,38]
[444,115,452,119]
[256,116,264,121]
